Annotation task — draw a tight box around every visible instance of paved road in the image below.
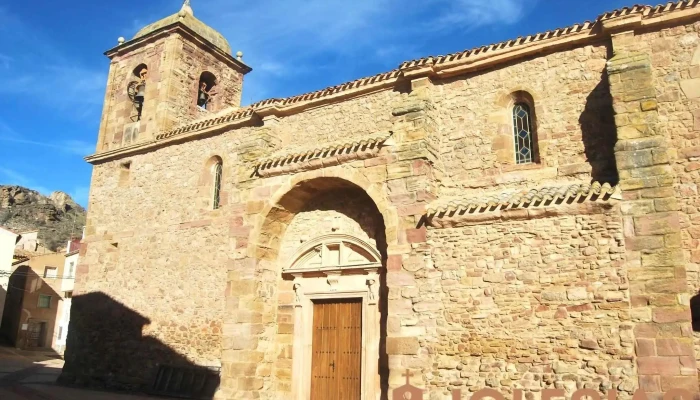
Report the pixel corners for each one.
[0,345,166,400]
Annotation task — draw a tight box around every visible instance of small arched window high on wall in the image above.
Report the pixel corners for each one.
[513,102,534,164]
[510,90,539,165]
[212,160,223,209]
[197,72,217,110]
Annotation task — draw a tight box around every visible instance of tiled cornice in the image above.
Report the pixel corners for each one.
[254,132,394,177]
[426,182,621,218]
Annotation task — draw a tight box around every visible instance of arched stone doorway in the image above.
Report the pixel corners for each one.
[260,178,389,400]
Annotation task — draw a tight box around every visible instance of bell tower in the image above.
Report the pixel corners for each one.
[95,0,251,152]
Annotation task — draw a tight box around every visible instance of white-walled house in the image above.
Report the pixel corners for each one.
[55,238,79,354]
[0,227,18,325]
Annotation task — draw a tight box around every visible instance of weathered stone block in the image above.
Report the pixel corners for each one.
[567,287,588,301]
[625,236,664,251]
[652,307,691,323]
[636,357,680,375]
[636,338,656,356]
[656,338,694,356]
[680,79,700,99]
[620,200,655,215]
[641,249,684,267]
[386,337,420,355]
[634,212,680,235]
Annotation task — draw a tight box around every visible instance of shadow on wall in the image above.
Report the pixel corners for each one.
[58,292,220,399]
[1,265,62,351]
[579,70,619,185]
[1,265,29,345]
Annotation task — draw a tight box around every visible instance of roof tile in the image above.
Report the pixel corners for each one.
[427,181,621,217]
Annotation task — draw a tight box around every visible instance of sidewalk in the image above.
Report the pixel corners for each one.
[0,345,168,400]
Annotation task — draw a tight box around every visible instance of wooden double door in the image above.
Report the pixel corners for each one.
[26,322,46,348]
[310,299,362,400]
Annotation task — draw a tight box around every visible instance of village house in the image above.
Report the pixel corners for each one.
[58,1,700,399]
[54,238,80,354]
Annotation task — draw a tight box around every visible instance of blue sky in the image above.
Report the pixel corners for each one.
[0,0,633,206]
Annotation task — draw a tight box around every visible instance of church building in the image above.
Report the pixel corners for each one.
[59,1,700,399]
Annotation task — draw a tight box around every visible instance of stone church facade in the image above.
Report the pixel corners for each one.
[59,1,700,399]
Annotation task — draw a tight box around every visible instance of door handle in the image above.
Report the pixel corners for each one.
[330,361,335,372]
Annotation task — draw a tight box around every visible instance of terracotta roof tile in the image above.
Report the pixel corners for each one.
[427,182,621,217]
[255,132,394,173]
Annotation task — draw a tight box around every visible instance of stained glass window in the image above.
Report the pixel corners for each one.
[212,162,222,209]
[513,102,534,164]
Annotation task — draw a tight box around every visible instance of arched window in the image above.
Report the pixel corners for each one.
[127,64,148,121]
[197,72,217,110]
[212,160,223,209]
[513,102,534,164]
[508,90,540,165]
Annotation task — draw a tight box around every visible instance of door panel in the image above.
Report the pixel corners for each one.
[27,322,44,348]
[310,299,362,400]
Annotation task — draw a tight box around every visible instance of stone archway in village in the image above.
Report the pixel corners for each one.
[253,175,393,400]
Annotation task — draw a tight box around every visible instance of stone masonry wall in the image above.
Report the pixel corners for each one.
[432,41,618,197]
[62,127,255,389]
[636,20,700,378]
[419,206,632,398]
[607,25,699,397]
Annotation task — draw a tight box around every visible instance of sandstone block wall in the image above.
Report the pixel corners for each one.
[431,42,618,194]
[420,206,631,397]
[636,21,700,379]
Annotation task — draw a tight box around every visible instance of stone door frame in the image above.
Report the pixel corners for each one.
[286,236,381,400]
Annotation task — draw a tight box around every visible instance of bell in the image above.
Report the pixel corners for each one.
[135,82,146,103]
[198,90,209,108]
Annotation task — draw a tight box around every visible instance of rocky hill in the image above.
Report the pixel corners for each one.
[0,185,86,251]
